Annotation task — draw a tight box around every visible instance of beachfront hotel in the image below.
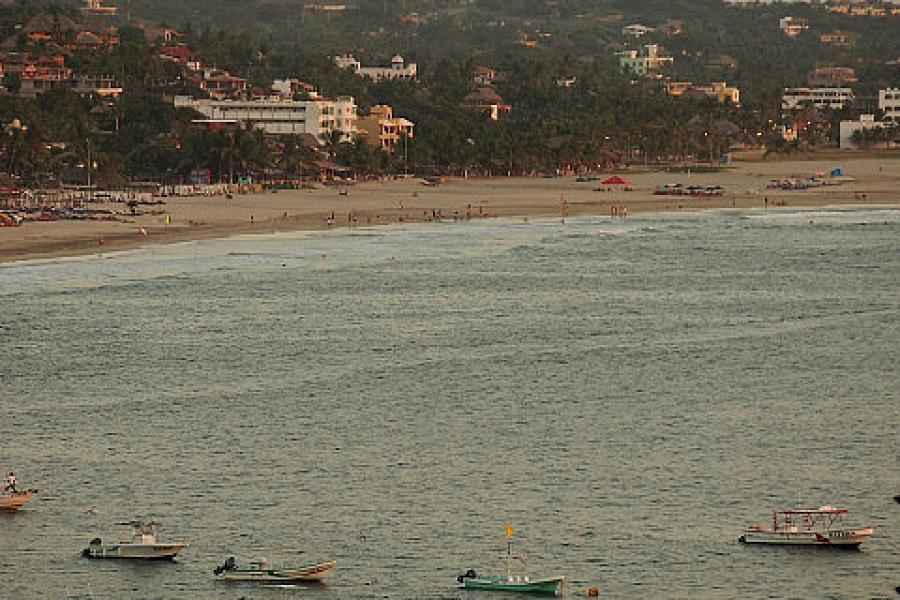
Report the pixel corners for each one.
[174,94,357,142]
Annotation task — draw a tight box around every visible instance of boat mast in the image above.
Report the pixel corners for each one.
[505,526,513,581]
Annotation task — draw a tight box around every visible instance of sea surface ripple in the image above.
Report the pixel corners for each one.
[1,208,898,599]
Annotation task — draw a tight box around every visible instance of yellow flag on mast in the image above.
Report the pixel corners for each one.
[505,525,514,540]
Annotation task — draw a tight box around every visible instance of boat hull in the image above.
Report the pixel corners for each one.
[219,560,336,583]
[82,543,186,560]
[462,576,564,595]
[739,527,874,547]
[0,490,37,510]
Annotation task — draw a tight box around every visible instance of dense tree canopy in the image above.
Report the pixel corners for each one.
[1,0,897,184]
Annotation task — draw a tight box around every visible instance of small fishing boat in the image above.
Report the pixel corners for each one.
[457,527,564,596]
[0,489,38,511]
[739,506,874,547]
[81,521,187,559]
[214,549,336,583]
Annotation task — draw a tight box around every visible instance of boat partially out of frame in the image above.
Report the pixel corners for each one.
[0,489,38,511]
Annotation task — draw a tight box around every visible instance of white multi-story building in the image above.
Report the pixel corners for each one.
[781,87,853,111]
[174,95,357,141]
[617,44,673,76]
[333,54,417,81]
[879,88,900,122]
[839,114,892,148]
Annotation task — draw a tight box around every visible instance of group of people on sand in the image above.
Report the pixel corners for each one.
[611,205,629,218]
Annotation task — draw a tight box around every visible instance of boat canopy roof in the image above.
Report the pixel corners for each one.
[777,506,847,515]
[254,546,303,554]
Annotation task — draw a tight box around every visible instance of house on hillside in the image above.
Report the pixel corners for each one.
[706,53,738,70]
[334,53,416,82]
[779,17,809,38]
[21,13,119,50]
[271,78,317,99]
[617,44,673,77]
[462,87,511,120]
[22,14,79,44]
[160,45,195,63]
[194,69,247,100]
[304,2,356,12]
[666,81,740,105]
[473,65,498,86]
[807,66,858,86]
[81,0,117,16]
[660,19,684,36]
[77,15,119,48]
[622,24,654,38]
[17,54,72,97]
[819,31,849,46]
[73,73,122,98]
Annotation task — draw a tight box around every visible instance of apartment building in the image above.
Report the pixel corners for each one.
[356,105,415,154]
[175,95,357,141]
[879,88,900,122]
[782,87,854,111]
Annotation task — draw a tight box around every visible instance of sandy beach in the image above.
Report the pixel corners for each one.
[2,156,898,264]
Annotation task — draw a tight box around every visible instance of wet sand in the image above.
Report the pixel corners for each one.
[1,156,897,264]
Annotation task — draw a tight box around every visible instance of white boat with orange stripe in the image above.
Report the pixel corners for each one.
[214,548,335,583]
[0,489,38,511]
[739,506,874,547]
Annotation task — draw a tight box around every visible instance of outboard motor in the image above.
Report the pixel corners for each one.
[457,568,477,583]
[81,538,102,558]
[214,556,237,575]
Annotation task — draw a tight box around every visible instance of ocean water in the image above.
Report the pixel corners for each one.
[1,208,898,599]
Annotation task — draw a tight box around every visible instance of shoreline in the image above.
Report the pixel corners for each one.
[2,156,898,265]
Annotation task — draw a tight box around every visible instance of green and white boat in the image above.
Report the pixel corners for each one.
[457,528,564,596]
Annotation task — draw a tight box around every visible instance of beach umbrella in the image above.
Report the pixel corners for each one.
[601,175,630,185]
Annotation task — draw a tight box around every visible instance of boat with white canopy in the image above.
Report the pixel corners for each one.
[739,506,874,547]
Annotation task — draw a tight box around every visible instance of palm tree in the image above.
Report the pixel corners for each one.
[321,129,345,160]
[275,136,319,178]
